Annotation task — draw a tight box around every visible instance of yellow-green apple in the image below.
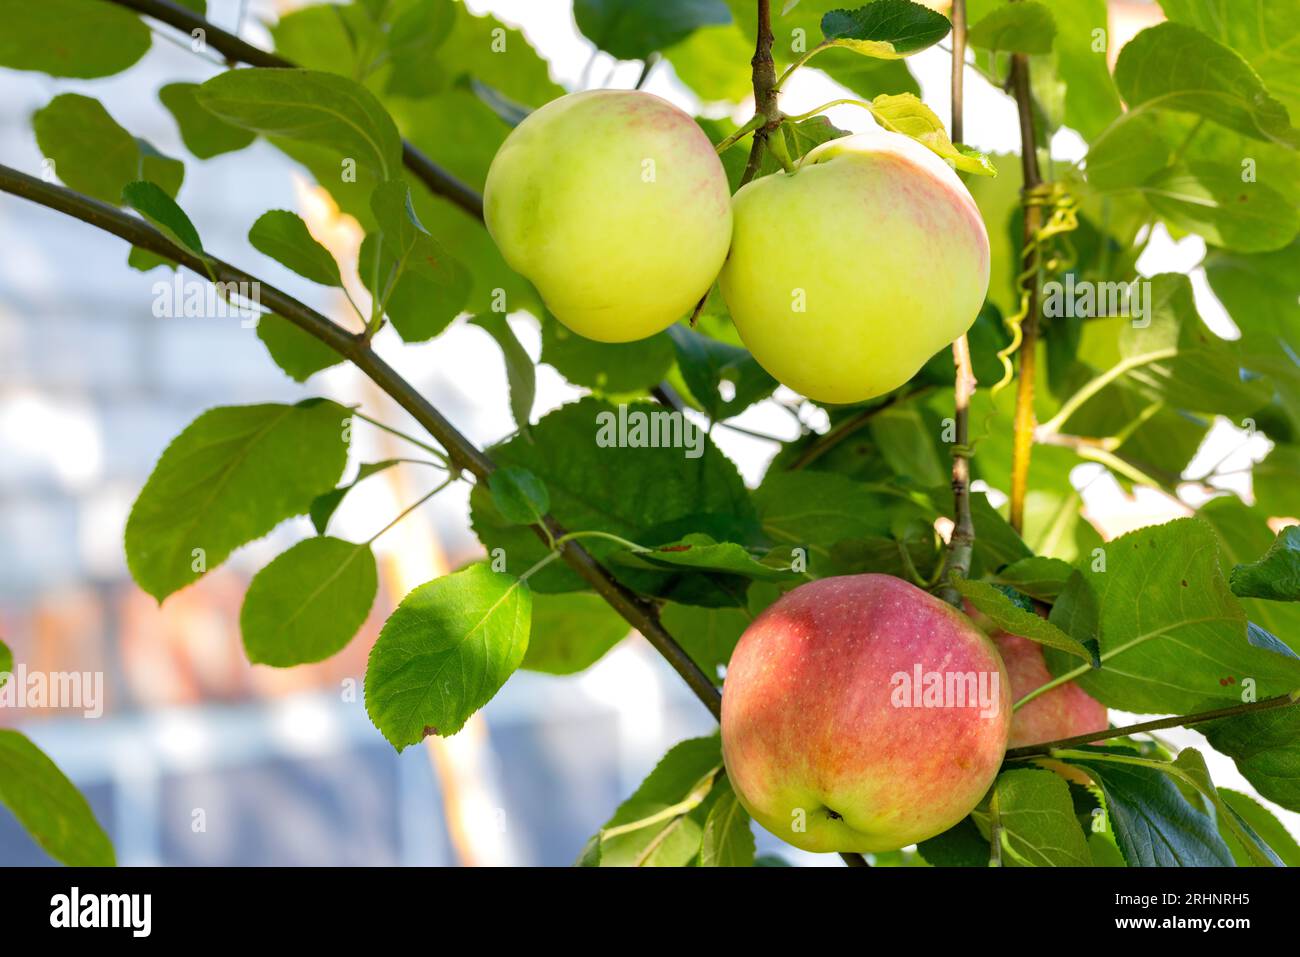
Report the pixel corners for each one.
[484,89,733,343]
[994,630,1108,748]
[721,574,1010,854]
[719,129,990,404]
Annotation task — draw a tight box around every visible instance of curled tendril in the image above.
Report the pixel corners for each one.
[989,183,1081,399]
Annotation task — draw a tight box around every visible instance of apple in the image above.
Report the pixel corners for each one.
[484,89,733,343]
[721,574,1010,854]
[718,129,990,404]
[993,630,1108,749]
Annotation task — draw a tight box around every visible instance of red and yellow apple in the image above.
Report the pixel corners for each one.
[993,630,1108,748]
[721,574,1010,854]
[719,129,990,404]
[484,89,733,343]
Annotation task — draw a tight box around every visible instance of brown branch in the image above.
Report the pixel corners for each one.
[1004,692,1300,761]
[108,0,485,221]
[0,162,722,719]
[1007,51,1043,535]
[936,0,974,607]
[786,387,933,471]
[740,0,779,187]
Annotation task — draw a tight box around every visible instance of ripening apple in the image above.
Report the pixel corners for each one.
[993,630,1108,749]
[484,89,733,343]
[719,129,991,404]
[721,574,1011,854]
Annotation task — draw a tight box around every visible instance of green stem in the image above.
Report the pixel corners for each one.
[714,114,765,154]
[1037,348,1179,436]
[772,41,829,92]
[351,410,451,466]
[555,530,650,553]
[367,476,457,545]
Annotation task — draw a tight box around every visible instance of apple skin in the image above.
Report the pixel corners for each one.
[721,574,1011,854]
[484,89,733,343]
[994,630,1108,749]
[718,129,990,404]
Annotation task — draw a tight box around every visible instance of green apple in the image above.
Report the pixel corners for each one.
[484,89,733,343]
[721,574,1010,854]
[719,129,991,404]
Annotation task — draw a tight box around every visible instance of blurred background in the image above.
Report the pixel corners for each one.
[0,0,1292,865]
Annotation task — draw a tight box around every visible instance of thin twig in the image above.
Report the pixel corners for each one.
[106,0,485,220]
[936,0,975,607]
[1004,692,1300,761]
[0,163,722,719]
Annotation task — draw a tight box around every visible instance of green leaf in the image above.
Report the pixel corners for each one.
[698,776,755,866]
[240,537,378,667]
[1168,748,1279,866]
[248,210,342,286]
[917,816,990,866]
[0,730,115,866]
[1050,519,1300,713]
[1159,0,1300,120]
[471,315,535,439]
[659,602,749,683]
[1232,525,1300,602]
[1085,113,1171,191]
[159,82,257,159]
[0,0,150,78]
[0,639,10,685]
[384,0,458,97]
[541,315,675,395]
[574,0,732,61]
[195,68,405,178]
[33,94,142,205]
[1124,275,1272,417]
[954,578,1095,664]
[122,181,204,257]
[469,398,755,594]
[1141,162,1299,253]
[1060,748,1235,866]
[993,769,1091,866]
[1219,787,1300,867]
[309,459,405,534]
[613,533,802,583]
[865,92,996,175]
[580,736,723,867]
[994,556,1075,602]
[256,315,344,383]
[1113,22,1299,147]
[365,563,531,749]
[668,324,777,421]
[125,400,350,601]
[1253,445,1300,520]
[363,180,471,341]
[754,471,898,556]
[1199,499,1300,657]
[522,592,630,675]
[820,0,951,59]
[967,0,1056,54]
[663,22,756,103]
[1202,701,1300,812]
[487,466,549,526]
